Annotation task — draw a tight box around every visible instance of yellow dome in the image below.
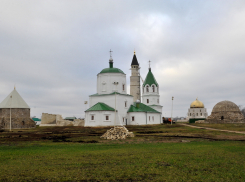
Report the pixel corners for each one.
[190,98,204,108]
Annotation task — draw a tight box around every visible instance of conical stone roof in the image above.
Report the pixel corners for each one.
[0,88,30,108]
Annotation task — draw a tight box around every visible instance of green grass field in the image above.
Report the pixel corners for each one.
[0,124,245,181]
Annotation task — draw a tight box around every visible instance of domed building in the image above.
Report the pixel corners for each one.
[206,101,244,123]
[84,51,162,127]
[187,98,208,123]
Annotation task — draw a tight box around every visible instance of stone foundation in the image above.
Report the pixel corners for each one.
[0,117,36,129]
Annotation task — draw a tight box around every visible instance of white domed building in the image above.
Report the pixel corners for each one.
[187,98,208,123]
[84,52,162,127]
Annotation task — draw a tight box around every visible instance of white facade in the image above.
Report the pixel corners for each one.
[85,110,116,127]
[84,53,163,127]
[187,108,208,119]
[127,112,161,125]
[88,94,133,126]
[97,73,127,95]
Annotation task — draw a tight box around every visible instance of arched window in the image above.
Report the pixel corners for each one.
[146,86,149,92]
[122,84,125,91]
[190,113,191,116]
[147,99,149,103]
[152,85,155,92]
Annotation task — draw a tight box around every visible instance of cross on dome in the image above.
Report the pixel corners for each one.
[149,60,151,69]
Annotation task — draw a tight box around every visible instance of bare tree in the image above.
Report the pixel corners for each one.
[239,105,245,117]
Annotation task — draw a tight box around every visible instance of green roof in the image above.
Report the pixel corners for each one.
[90,92,133,97]
[127,102,160,113]
[100,68,125,74]
[143,68,158,86]
[85,102,115,112]
[32,118,41,121]
[65,117,77,120]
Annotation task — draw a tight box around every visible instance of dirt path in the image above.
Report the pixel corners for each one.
[179,123,245,134]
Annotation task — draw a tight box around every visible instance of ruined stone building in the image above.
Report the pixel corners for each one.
[207,100,244,123]
[0,88,36,129]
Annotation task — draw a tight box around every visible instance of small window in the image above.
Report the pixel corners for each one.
[152,116,154,121]
[106,116,109,120]
[122,84,125,91]
[157,99,159,104]
[152,85,155,92]
[190,113,191,116]
[91,115,94,120]
[22,121,25,125]
[147,99,149,103]
[200,109,201,112]
[146,86,149,92]
[132,116,134,121]
[125,101,127,107]
[196,113,198,116]
[149,116,150,121]
[200,113,202,116]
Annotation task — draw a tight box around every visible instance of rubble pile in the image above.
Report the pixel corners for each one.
[100,126,134,140]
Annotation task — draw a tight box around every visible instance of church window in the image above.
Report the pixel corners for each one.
[152,116,154,121]
[22,121,25,125]
[149,116,150,121]
[147,99,149,103]
[146,86,149,92]
[196,113,198,116]
[125,101,127,107]
[201,113,202,116]
[200,110,201,112]
[157,99,159,104]
[106,116,109,120]
[102,82,106,92]
[152,85,155,92]
[91,115,94,120]
[132,116,134,121]
[190,113,191,116]
[122,84,125,91]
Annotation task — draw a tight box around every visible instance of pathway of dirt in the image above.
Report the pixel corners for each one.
[180,123,245,134]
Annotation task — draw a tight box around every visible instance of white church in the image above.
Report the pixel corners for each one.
[84,51,163,127]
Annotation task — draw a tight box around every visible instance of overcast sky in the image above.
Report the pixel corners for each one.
[0,0,245,118]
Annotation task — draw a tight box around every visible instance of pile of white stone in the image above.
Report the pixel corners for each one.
[100,126,134,140]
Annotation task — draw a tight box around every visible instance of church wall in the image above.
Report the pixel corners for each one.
[127,112,161,125]
[84,111,116,127]
[89,94,134,121]
[142,94,160,106]
[97,73,127,95]
[149,105,163,113]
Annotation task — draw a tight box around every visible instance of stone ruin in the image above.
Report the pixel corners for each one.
[40,113,84,127]
[206,100,245,123]
[101,126,134,140]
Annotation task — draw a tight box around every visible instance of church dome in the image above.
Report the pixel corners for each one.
[190,98,204,108]
[212,101,240,113]
[100,67,125,74]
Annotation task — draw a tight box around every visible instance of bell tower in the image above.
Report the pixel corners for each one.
[130,51,141,102]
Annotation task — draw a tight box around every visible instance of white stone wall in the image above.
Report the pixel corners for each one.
[127,112,161,125]
[85,111,116,127]
[142,84,162,114]
[97,73,127,95]
[88,94,134,126]
[187,108,208,119]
